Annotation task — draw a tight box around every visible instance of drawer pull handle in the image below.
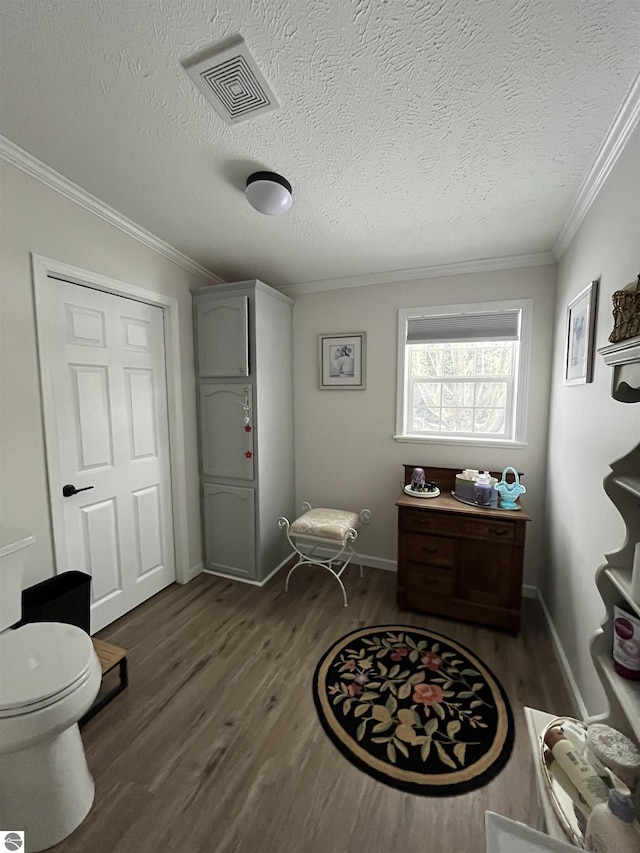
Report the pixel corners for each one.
[488,527,508,536]
[422,546,438,554]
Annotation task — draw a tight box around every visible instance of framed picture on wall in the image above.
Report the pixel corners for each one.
[319,333,366,389]
[564,280,599,385]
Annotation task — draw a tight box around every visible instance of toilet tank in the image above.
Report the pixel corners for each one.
[0,527,35,631]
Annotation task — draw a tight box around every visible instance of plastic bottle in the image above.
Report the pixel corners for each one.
[543,747,590,835]
[543,727,610,809]
[585,789,640,852]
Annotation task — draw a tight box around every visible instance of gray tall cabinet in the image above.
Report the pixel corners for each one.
[192,280,294,582]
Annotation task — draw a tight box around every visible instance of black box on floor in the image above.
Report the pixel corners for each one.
[20,571,92,633]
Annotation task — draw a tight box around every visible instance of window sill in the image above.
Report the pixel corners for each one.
[393,434,528,450]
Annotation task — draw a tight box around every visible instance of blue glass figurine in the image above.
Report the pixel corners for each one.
[495,466,526,509]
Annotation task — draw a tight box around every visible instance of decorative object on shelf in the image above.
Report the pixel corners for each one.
[406,467,440,497]
[313,624,514,796]
[403,483,440,498]
[609,274,640,344]
[245,171,292,215]
[452,469,499,508]
[587,723,640,792]
[318,332,366,390]
[585,787,640,852]
[411,467,426,489]
[495,466,526,509]
[564,279,599,385]
[612,604,640,680]
[538,716,635,848]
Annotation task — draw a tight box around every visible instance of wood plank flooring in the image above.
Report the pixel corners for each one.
[53,566,576,853]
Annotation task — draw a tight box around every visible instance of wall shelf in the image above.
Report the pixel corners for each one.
[604,566,639,615]
[598,334,640,366]
[589,441,640,743]
[613,475,640,500]
[592,651,640,742]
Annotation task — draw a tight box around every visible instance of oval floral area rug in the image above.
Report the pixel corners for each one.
[312,624,515,796]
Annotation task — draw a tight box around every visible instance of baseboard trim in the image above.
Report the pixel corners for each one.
[202,568,264,586]
[536,587,588,720]
[186,563,203,582]
[306,546,396,572]
[258,555,291,587]
[201,555,290,588]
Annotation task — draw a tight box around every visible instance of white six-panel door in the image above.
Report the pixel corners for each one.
[37,278,176,632]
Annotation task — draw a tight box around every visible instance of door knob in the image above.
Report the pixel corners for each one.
[62,484,95,497]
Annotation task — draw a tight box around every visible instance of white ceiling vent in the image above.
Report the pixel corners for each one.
[182,36,279,125]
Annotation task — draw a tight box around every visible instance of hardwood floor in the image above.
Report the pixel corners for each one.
[53,567,576,853]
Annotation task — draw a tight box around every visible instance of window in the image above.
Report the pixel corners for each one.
[395,300,531,444]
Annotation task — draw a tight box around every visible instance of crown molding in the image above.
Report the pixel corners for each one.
[553,72,640,260]
[279,252,556,296]
[0,136,224,286]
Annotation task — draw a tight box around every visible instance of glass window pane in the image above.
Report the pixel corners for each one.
[448,345,476,377]
[442,382,474,407]
[411,347,443,377]
[411,383,440,431]
[414,382,440,407]
[413,406,442,431]
[440,408,473,432]
[476,382,507,407]
[477,343,514,376]
[474,408,506,434]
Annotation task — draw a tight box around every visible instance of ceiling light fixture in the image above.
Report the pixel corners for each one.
[245,171,292,216]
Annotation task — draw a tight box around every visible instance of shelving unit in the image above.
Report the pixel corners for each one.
[615,475,640,499]
[525,337,640,846]
[590,441,640,742]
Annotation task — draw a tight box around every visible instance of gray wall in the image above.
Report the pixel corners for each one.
[542,126,640,716]
[0,162,204,587]
[290,264,557,587]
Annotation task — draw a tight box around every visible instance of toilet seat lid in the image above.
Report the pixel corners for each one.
[0,622,95,712]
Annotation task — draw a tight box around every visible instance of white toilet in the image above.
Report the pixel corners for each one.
[0,527,102,852]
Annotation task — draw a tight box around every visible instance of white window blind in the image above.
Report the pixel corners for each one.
[406,310,521,344]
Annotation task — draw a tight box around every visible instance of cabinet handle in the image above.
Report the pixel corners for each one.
[488,527,508,536]
[239,367,245,373]
[421,546,438,554]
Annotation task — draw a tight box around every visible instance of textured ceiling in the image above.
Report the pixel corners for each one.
[0,1,637,286]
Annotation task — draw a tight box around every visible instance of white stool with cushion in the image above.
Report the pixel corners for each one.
[278,502,372,606]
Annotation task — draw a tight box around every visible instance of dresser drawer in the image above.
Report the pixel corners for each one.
[399,508,461,536]
[401,532,456,568]
[457,518,515,543]
[402,564,454,599]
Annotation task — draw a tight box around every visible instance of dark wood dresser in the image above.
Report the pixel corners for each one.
[396,465,531,633]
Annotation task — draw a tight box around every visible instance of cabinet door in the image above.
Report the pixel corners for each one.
[196,295,249,377]
[203,483,255,577]
[456,540,521,611]
[199,384,254,480]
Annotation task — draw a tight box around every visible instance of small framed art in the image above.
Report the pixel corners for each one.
[564,280,598,385]
[319,332,366,389]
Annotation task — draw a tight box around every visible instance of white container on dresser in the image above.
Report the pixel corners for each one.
[192,280,295,583]
[524,335,640,847]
